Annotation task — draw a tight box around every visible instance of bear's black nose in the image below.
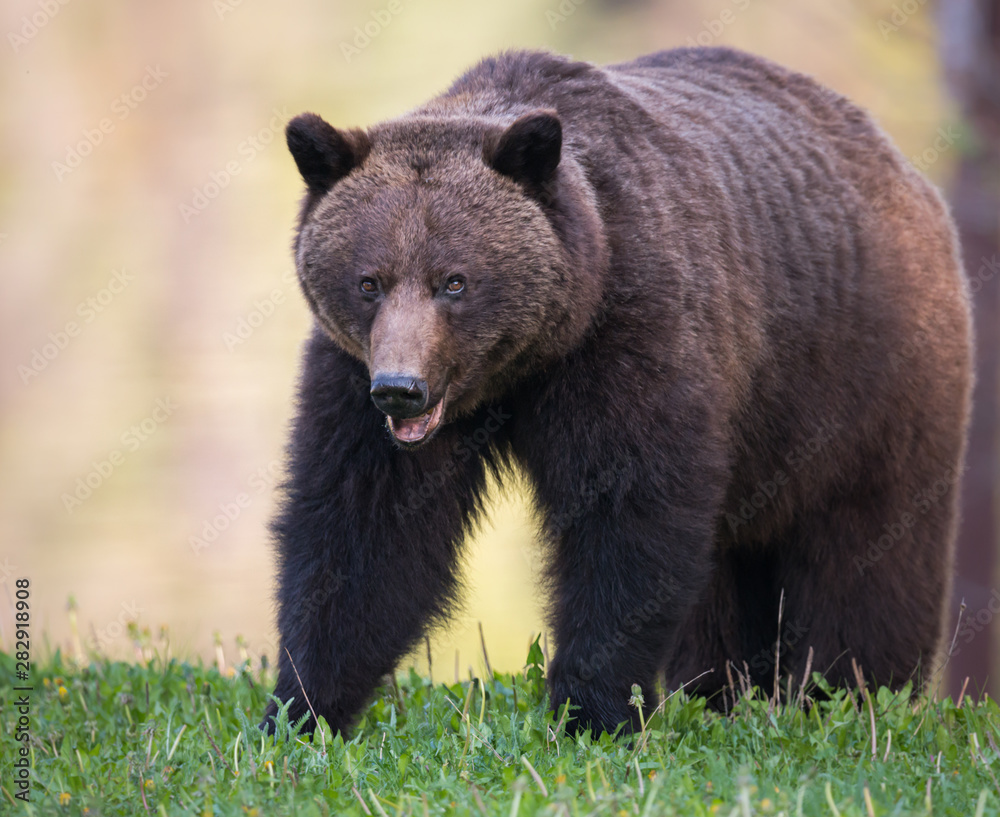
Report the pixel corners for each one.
[370,374,429,418]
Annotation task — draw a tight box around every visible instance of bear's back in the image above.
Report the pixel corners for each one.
[441,49,966,492]
[419,49,965,464]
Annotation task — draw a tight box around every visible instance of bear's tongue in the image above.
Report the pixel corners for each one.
[387,399,444,445]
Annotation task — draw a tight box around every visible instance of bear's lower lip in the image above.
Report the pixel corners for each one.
[387,398,445,446]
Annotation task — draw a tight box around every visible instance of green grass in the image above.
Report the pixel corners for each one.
[3,636,1000,817]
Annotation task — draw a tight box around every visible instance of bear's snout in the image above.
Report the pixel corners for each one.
[370,372,447,446]
[370,374,429,418]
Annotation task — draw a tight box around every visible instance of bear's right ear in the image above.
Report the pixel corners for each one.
[483,110,562,188]
[286,113,370,195]
[485,110,562,191]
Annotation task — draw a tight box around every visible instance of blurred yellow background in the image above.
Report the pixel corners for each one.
[0,0,966,679]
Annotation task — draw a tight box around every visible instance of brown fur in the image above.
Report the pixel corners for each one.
[264,47,972,737]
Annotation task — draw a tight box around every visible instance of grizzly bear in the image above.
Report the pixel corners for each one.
[262,47,972,737]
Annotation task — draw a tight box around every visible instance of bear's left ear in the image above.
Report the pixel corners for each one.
[485,110,562,190]
[286,112,370,196]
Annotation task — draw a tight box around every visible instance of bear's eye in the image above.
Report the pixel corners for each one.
[360,277,379,296]
[445,276,465,294]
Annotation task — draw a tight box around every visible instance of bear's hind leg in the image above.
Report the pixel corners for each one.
[664,546,785,708]
[775,480,959,696]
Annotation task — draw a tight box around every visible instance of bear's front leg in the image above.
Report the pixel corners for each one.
[542,496,719,735]
[261,331,496,736]
[515,372,728,735]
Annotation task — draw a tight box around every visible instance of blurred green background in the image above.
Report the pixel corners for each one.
[2,0,997,692]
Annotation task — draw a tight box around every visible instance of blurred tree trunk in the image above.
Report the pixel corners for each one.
[938,0,1000,698]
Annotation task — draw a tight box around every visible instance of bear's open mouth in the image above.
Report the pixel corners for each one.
[387,398,445,446]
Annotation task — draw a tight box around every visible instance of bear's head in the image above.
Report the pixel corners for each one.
[285,109,605,447]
